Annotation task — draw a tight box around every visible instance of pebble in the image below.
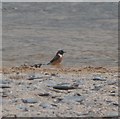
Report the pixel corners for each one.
[0,84,11,88]
[107,80,117,85]
[0,79,11,84]
[92,77,106,81]
[22,98,38,103]
[40,103,53,109]
[62,94,84,103]
[109,94,116,96]
[53,98,63,103]
[106,111,118,117]
[53,83,79,90]
[51,73,57,76]
[27,75,37,80]
[38,92,50,96]
[92,85,102,91]
[112,102,119,106]
[16,105,28,111]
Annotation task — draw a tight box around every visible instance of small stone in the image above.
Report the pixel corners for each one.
[22,98,38,103]
[39,103,53,109]
[51,73,56,76]
[92,77,106,81]
[27,75,42,80]
[0,84,11,88]
[112,102,119,106]
[44,72,49,75]
[111,91,116,93]
[107,80,117,85]
[16,105,28,111]
[62,95,84,103]
[53,83,79,90]
[38,93,50,96]
[92,85,102,91]
[0,79,11,84]
[53,98,63,103]
[109,94,116,96]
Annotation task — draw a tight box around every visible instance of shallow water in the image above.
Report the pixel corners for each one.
[2,3,118,67]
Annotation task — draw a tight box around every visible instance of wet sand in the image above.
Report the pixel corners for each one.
[2,2,118,67]
[2,2,118,117]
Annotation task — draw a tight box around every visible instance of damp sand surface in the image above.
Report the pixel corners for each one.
[2,2,118,67]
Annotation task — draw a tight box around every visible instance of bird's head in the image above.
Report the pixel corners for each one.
[56,50,66,55]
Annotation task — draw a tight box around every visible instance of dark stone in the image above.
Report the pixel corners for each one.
[39,103,53,109]
[92,77,106,81]
[27,75,42,80]
[0,84,11,88]
[92,85,102,91]
[16,105,28,111]
[109,94,116,96]
[44,72,49,75]
[53,98,63,103]
[38,93,50,96]
[22,98,38,103]
[0,79,11,84]
[112,102,119,106]
[53,83,79,90]
[51,73,56,76]
[31,63,42,68]
[107,80,117,85]
[111,91,116,93]
[62,94,84,103]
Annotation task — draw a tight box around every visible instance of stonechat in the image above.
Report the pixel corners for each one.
[47,50,66,65]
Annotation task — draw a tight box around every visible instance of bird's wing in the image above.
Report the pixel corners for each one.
[47,55,60,65]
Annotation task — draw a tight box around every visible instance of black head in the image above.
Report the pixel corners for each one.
[57,50,66,55]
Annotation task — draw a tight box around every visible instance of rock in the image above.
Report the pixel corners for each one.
[0,84,11,88]
[38,92,50,96]
[53,98,63,103]
[53,83,79,90]
[75,79,84,85]
[112,102,119,106]
[39,103,53,109]
[106,111,118,117]
[107,80,117,85]
[44,72,49,75]
[109,94,116,96]
[31,63,42,68]
[110,91,116,93]
[2,93,8,97]
[92,85,102,91]
[22,98,38,103]
[92,77,106,81]
[0,79,11,84]
[27,75,43,80]
[16,105,28,111]
[51,73,57,76]
[62,94,84,103]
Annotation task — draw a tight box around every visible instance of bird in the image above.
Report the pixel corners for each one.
[47,50,66,65]
[31,50,66,68]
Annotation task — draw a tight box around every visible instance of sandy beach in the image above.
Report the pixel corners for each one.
[2,2,118,117]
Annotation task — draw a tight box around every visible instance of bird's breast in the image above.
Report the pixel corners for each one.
[51,57,63,65]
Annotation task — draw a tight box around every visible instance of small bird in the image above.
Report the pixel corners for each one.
[47,50,66,65]
[31,50,66,68]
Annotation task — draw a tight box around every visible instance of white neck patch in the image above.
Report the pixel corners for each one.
[58,53,63,58]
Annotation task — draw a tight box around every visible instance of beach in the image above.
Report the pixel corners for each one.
[2,2,118,117]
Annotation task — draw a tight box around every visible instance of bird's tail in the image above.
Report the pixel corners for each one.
[30,62,50,68]
[47,62,51,65]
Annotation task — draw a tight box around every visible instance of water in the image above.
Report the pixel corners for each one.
[2,3,118,67]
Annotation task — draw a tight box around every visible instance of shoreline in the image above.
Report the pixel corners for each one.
[1,65,118,117]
